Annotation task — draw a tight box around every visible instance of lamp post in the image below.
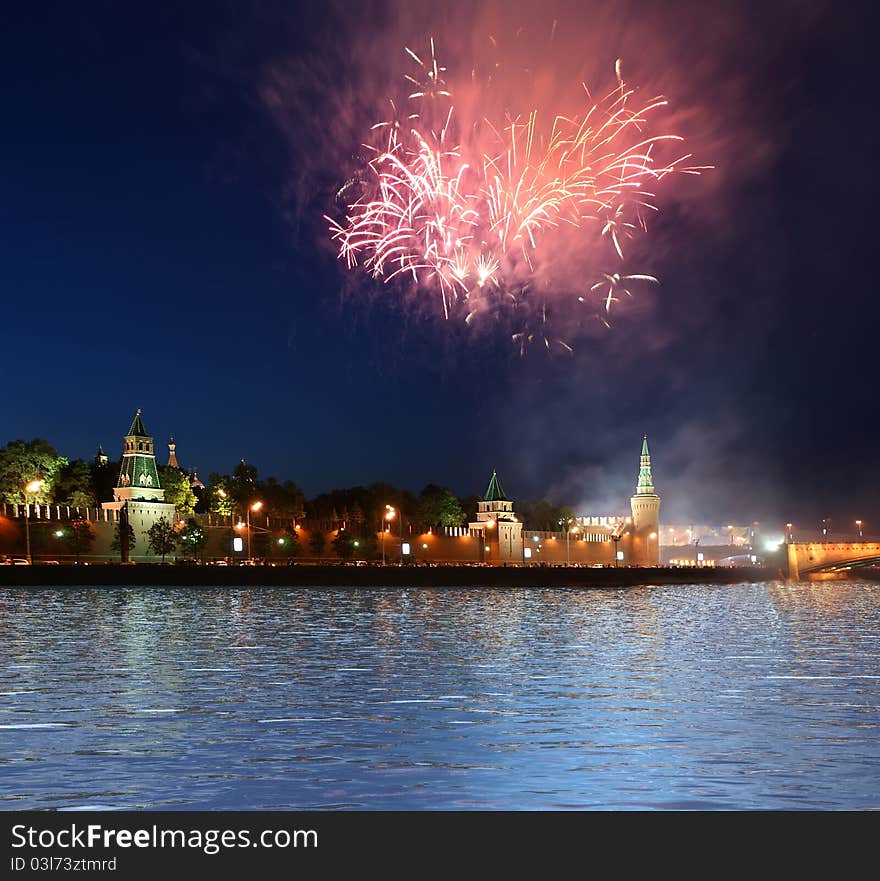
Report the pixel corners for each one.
[856,520,864,539]
[247,501,263,561]
[564,521,579,566]
[382,505,396,566]
[23,479,44,565]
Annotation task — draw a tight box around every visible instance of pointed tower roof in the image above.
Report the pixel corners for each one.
[635,435,657,496]
[127,408,148,438]
[115,409,164,502]
[484,470,508,502]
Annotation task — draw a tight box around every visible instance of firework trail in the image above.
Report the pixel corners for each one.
[327,38,709,351]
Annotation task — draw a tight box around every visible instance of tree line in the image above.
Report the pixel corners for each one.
[0,438,581,541]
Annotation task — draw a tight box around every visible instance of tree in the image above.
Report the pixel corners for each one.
[111,521,136,560]
[230,459,259,509]
[56,517,95,562]
[518,500,579,531]
[308,530,326,557]
[417,484,466,528]
[461,495,482,525]
[207,474,234,518]
[354,529,378,560]
[332,528,355,560]
[0,439,67,504]
[147,517,178,563]
[91,457,118,503]
[262,477,306,521]
[158,465,197,519]
[178,518,206,560]
[53,460,96,509]
[273,525,299,558]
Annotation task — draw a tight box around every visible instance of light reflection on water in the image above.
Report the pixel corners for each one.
[0,583,878,810]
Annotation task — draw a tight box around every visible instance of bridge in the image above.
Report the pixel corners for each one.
[787,539,880,579]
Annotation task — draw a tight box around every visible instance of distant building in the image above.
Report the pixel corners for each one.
[102,409,177,560]
[166,436,180,469]
[94,444,109,467]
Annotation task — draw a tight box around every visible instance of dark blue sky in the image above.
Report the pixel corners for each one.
[1,1,876,527]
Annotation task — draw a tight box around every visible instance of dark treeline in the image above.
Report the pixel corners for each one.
[0,439,578,533]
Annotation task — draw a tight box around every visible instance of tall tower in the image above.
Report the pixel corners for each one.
[469,470,523,564]
[167,436,180,469]
[103,409,177,559]
[114,409,164,502]
[630,435,661,564]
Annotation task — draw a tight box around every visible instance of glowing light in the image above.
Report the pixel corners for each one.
[25,480,43,494]
[250,501,263,513]
[327,40,709,351]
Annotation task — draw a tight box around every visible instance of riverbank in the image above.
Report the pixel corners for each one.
[0,563,782,588]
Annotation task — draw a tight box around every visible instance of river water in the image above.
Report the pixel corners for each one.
[1,583,878,810]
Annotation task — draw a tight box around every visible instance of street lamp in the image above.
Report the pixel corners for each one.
[611,530,623,567]
[23,479,44,564]
[247,501,263,560]
[564,521,579,566]
[786,523,794,543]
[382,505,397,565]
[856,520,863,539]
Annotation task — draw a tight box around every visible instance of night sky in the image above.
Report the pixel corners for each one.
[2,0,876,528]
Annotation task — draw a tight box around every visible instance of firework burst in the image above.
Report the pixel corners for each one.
[327,38,709,350]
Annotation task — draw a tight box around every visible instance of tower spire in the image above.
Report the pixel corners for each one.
[484,469,507,502]
[630,434,661,565]
[167,436,179,469]
[636,434,655,495]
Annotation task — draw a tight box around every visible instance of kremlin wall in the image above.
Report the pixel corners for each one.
[0,410,661,567]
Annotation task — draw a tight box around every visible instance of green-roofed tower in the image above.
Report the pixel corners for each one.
[114,409,164,502]
[103,409,177,561]
[630,435,661,565]
[470,469,523,564]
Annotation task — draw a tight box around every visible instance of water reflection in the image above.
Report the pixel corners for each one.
[0,583,878,809]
